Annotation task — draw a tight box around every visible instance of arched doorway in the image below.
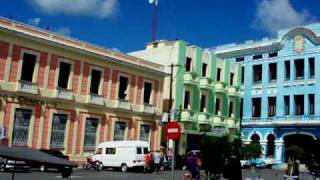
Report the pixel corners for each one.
[266,134,275,157]
[284,134,316,163]
[251,133,260,143]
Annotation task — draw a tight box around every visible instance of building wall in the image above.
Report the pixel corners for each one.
[131,40,242,154]
[0,19,165,161]
[215,23,320,163]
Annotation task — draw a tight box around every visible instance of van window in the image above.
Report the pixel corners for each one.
[143,148,149,154]
[106,148,116,154]
[137,147,142,154]
[96,148,102,154]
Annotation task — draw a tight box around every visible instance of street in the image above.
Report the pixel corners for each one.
[0,168,316,180]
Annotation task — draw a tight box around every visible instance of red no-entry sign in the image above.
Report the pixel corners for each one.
[166,121,181,140]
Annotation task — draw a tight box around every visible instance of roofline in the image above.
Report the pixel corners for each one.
[0,17,166,75]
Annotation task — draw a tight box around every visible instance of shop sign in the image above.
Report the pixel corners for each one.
[210,127,226,135]
[0,93,57,107]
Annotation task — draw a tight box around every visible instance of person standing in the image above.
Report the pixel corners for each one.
[153,150,161,173]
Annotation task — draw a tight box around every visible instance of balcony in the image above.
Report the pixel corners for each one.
[292,77,304,86]
[212,115,224,126]
[197,112,211,125]
[307,78,315,85]
[140,103,156,114]
[180,110,196,123]
[252,81,262,89]
[214,82,224,93]
[184,72,197,85]
[242,115,320,126]
[88,94,104,106]
[115,98,131,110]
[55,87,73,100]
[199,77,212,90]
[227,86,238,96]
[17,80,38,94]
[225,118,236,128]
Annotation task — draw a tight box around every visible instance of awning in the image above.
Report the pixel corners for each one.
[0,146,78,167]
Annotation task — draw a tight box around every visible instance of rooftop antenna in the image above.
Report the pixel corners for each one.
[149,0,159,42]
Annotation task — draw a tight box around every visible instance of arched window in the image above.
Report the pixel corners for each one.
[267,134,275,157]
[251,133,260,143]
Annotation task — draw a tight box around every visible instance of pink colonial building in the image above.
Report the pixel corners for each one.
[0,17,166,161]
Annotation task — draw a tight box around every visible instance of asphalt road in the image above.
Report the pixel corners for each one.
[0,168,316,180]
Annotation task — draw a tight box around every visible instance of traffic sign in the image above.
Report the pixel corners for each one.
[166,121,181,140]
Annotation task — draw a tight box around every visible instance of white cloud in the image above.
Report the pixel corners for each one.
[30,0,118,18]
[55,27,71,36]
[28,17,41,26]
[252,0,316,34]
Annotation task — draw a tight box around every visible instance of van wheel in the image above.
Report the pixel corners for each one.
[120,164,128,172]
[0,163,5,172]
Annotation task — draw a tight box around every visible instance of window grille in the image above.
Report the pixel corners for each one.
[140,124,151,142]
[12,108,32,146]
[84,117,99,151]
[114,121,126,141]
[50,113,67,149]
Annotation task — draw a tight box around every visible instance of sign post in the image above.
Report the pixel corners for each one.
[166,122,181,180]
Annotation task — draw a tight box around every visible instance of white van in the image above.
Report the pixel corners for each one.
[92,141,149,172]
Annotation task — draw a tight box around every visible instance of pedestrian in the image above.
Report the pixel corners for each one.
[186,152,201,180]
[144,150,153,173]
[153,150,161,173]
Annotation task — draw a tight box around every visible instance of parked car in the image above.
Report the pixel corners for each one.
[92,141,149,172]
[249,157,276,168]
[240,159,251,168]
[30,149,70,172]
[0,157,30,172]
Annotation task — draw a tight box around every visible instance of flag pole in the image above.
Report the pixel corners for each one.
[151,1,158,42]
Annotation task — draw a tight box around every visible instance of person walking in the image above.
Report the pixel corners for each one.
[186,152,201,180]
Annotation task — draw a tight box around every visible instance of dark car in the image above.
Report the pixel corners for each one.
[30,149,69,172]
[0,157,30,172]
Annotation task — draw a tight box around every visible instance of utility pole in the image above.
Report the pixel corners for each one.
[167,63,180,180]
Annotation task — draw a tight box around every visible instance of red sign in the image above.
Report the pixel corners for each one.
[166,121,181,140]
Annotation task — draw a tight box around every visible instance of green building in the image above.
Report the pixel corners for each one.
[130,40,242,154]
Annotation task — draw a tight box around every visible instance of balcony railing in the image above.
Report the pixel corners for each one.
[242,115,320,126]
[17,80,38,94]
[55,87,73,100]
[140,103,156,114]
[116,98,131,110]
[197,112,211,125]
[199,77,212,90]
[184,72,197,85]
[180,109,196,123]
[89,94,104,106]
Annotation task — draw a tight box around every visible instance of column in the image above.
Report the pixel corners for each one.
[275,140,284,163]
[260,140,267,158]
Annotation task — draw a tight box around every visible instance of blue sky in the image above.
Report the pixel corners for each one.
[1,0,320,52]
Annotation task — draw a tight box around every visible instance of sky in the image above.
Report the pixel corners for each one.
[1,0,320,53]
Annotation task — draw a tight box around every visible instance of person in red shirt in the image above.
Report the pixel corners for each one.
[144,151,153,173]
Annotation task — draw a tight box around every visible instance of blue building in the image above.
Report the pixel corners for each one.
[213,24,320,163]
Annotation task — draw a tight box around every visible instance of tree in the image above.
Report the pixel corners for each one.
[200,135,231,180]
[242,142,262,159]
